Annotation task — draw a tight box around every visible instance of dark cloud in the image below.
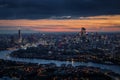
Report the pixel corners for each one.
[0,26,30,30]
[102,26,120,28]
[0,0,120,19]
[30,25,69,29]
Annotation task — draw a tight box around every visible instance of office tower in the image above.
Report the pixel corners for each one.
[18,27,22,43]
[81,27,86,37]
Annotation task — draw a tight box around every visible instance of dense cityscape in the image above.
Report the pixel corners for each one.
[0,0,120,80]
[0,28,120,80]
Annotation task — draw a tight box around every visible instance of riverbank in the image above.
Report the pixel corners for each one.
[10,55,115,65]
[0,50,120,75]
[1,59,120,80]
[10,49,119,66]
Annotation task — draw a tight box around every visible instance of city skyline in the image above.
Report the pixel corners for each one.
[0,0,120,79]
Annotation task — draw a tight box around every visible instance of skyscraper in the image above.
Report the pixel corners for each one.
[81,27,86,37]
[18,27,22,43]
[18,29,21,39]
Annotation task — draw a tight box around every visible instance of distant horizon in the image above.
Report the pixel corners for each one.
[0,0,120,34]
[0,30,120,34]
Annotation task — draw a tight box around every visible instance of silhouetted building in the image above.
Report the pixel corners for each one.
[81,27,86,37]
[18,28,22,43]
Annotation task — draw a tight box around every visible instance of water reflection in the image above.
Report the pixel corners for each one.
[0,50,120,74]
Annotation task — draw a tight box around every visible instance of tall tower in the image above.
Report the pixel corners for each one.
[18,27,22,43]
[18,29,21,39]
[81,27,86,37]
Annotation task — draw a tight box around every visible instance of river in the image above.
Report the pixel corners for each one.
[0,50,120,74]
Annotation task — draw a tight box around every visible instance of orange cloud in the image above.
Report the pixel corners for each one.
[0,15,120,32]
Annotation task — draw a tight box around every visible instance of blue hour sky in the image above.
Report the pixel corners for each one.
[0,0,120,33]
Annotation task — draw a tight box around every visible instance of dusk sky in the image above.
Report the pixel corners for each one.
[0,0,120,33]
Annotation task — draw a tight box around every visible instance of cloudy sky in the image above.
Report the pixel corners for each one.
[0,0,120,33]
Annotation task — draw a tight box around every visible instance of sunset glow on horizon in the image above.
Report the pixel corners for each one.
[0,15,120,32]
